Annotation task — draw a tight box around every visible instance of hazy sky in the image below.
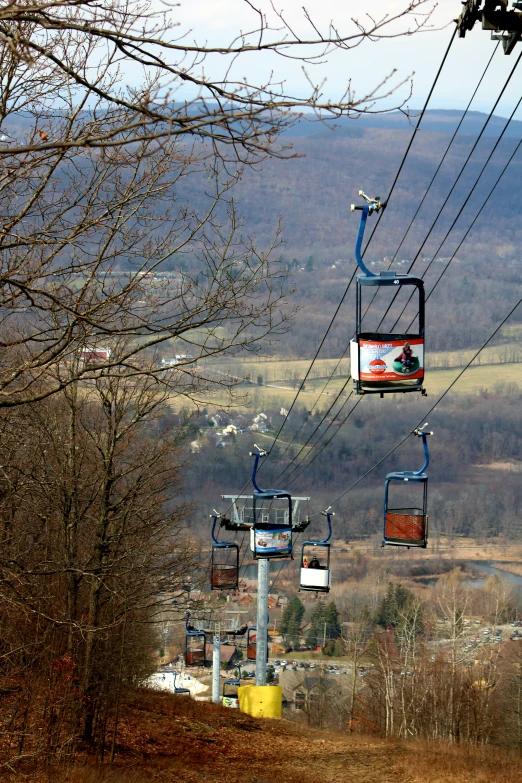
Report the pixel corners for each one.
[168,0,522,116]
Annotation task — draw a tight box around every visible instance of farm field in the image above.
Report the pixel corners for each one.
[168,360,522,414]
[218,339,522,383]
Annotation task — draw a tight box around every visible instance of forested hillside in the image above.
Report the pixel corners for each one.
[173,111,522,536]
[160,109,522,361]
[182,387,522,543]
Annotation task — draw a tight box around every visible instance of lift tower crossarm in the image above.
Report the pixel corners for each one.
[220,495,311,531]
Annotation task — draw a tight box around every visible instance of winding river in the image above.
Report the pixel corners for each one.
[465,561,522,590]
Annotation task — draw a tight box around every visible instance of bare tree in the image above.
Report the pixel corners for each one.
[0,0,437,407]
[342,612,374,731]
[0,355,199,763]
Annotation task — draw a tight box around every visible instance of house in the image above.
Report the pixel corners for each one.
[205,642,239,667]
[160,357,180,367]
[280,669,353,712]
[81,347,111,362]
[221,424,239,436]
[250,412,270,433]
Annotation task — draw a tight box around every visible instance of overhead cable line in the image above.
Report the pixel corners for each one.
[360,26,457,258]
[392,86,522,333]
[360,41,500,325]
[375,47,522,333]
[285,394,361,489]
[310,288,522,517]
[420,135,522,311]
[281,123,522,495]
[272,343,351,466]
[258,25,457,467]
[386,42,499,268]
[274,378,354,484]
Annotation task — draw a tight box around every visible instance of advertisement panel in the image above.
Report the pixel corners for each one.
[359,337,424,382]
[252,527,291,555]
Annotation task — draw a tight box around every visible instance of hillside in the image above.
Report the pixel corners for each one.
[16,688,520,783]
[227,109,522,263]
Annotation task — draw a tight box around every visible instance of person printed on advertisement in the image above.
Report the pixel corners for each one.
[396,341,413,369]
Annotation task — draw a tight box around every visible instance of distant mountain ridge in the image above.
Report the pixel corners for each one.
[287,109,522,139]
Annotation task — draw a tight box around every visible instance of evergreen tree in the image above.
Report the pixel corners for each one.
[306,601,325,648]
[279,596,305,649]
[324,602,341,640]
[374,582,424,639]
[374,583,415,629]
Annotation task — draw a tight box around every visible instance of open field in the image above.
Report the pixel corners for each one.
[164,326,522,414]
[335,536,522,563]
[167,359,522,414]
[219,339,522,382]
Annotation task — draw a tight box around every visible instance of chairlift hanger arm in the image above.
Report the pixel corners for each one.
[250,448,292,501]
[211,514,220,544]
[350,190,386,279]
[412,423,433,476]
[250,447,267,492]
[211,512,240,543]
[302,510,333,547]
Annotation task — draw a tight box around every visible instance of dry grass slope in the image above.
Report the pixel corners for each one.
[9,689,520,783]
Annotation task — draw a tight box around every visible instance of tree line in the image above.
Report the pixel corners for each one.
[287,574,522,751]
[186,384,522,545]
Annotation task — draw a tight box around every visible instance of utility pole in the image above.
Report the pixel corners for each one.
[323,621,327,648]
[256,558,269,685]
[212,633,221,704]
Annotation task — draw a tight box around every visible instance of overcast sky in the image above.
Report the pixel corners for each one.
[167,0,522,116]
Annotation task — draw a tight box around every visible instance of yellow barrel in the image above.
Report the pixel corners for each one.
[238,685,282,718]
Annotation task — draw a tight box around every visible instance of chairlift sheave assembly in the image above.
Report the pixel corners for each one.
[457,1,522,56]
[383,424,433,548]
[210,513,239,590]
[299,509,333,593]
[350,191,426,397]
[249,448,293,559]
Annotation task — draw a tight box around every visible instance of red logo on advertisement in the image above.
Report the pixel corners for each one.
[369,359,387,375]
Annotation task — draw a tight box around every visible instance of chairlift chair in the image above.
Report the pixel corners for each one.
[173,671,191,695]
[383,424,433,548]
[350,191,426,396]
[185,614,207,667]
[249,449,293,559]
[246,626,257,661]
[222,666,241,708]
[300,510,333,593]
[210,514,239,590]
